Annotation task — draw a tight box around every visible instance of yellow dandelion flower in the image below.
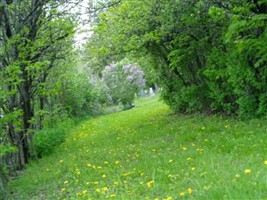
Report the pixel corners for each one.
[114,181,119,186]
[146,180,154,188]
[187,188,193,194]
[264,161,267,165]
[115,160,120,164]
[61,188,66,192]
[110,194,116,198]
[166,197,172,200]
[168,159,173,163]
[86,182,90,185]
[123,172,133,176]
[94,181,99,185]
[95,188,101,193]
[104,161,109,164]
[59,160,64,163]
[64,180,68,184]
[102,187,108,192]
[82,190,88,194]
[244,169,252,174]
[191,167,196,171]
[102,174,106,178]
[87,163,92,167]
[179,192,185,196]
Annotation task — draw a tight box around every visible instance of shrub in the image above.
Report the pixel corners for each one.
[33,118,74,157]
[102,63,146,108]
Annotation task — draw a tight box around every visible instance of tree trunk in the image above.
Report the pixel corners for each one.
[19,77,34,165]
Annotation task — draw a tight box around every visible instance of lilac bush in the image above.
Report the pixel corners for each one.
[102,63,146,108]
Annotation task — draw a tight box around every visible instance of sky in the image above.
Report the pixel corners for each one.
[72,0,93,47]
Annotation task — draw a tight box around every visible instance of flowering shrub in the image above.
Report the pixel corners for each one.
[102,63,146,108]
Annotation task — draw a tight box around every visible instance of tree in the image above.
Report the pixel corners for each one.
[86,0,267,119]
[0,0,77,170]
[102,62,146,108]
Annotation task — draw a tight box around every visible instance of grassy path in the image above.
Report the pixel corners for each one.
[8,96,267,199]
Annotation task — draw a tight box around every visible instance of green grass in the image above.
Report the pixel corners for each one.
[8,95,267,199]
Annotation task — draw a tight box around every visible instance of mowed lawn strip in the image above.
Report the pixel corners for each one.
[8,95,267,199]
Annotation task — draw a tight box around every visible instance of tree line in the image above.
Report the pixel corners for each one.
[86,0,267,119]
[0,1,145,197]
[0,0,105,197]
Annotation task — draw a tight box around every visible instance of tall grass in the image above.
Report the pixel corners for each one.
[8,95,267,199]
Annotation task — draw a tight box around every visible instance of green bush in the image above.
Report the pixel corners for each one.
[33,119,74,157]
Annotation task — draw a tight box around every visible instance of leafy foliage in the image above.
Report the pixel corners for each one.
[0,1,103,197]
[33,119,75,157]
[88,0,267,119]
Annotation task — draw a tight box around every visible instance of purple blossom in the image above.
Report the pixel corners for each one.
[102,62,146,105]
[126,75,134,81]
